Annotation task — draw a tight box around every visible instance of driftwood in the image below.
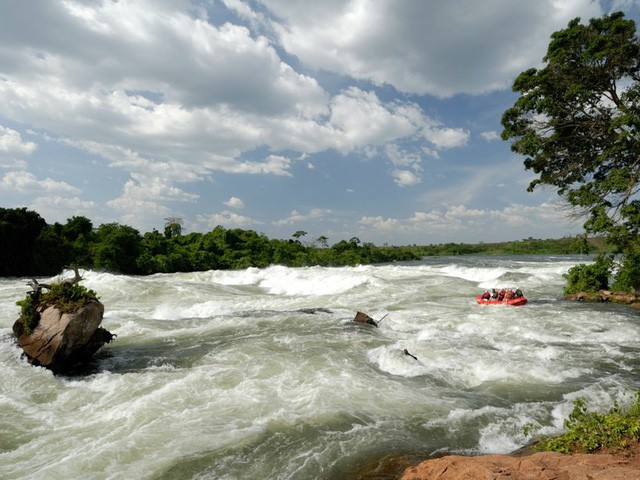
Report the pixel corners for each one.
[403,349,418,361]
[27,265,83,293]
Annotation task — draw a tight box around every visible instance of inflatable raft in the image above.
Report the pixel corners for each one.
[476,295,528,306]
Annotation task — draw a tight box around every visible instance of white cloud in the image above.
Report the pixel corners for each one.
[222,155,294,176]
[357,201,582,242]
[224,196,245,209]
[105,173,199,230]
[262,0,603,97]
[0,126,37,168]
[0,1,475,204]
[109,173,199,206]
[481,131,501,141]
[328,87,416,153]
[197,210,263,229]
[0,126,37,156]
[423,125,469,149]
[0,170,81,195]
[358,215,400,231]
[0,0,621,244]
[392,169,421,187]
[0,1,327,180]
[30,195,97,224]
[273,208,331,225]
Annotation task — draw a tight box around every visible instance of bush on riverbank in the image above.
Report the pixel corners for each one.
[564,250,640,297]
[534,392,640,455]
[563,255,614,295]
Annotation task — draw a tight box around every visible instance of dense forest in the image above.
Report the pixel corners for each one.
[0,207,601,277]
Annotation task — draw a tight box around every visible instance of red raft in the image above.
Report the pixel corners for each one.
[476,295,528,306]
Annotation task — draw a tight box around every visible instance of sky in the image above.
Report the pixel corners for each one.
[1,0,639,246]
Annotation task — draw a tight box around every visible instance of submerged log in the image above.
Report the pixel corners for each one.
[12,270,114,374]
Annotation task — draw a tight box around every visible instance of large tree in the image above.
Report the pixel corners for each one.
[0,207,48,276]
[501,11,640,291]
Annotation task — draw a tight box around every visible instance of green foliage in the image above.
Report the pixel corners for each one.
[16,292,39,334]
[40,282,98,314]
[0,208,612,277]
[0,207,48,276]
[92,223,142,274]
[564,255,613,294]
[535,392,640,454]
[612,247,640,293]
[501,11,640,298]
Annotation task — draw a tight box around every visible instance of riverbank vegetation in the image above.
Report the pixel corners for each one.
[0,207,604,277]
[531,393,640,455]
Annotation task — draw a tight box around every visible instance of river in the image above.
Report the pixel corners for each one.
[1,255,639,479]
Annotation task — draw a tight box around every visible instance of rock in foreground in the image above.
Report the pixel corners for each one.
[13,276,114,374]
[400,448,640,480]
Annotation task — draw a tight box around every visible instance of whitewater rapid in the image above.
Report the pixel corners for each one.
[1,255,639,479]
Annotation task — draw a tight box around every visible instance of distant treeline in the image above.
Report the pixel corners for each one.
[0,207,604,277]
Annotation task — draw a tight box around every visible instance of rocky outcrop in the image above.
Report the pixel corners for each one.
[400,447,640,480]
[13,300,113,373]
[12,269,115,374]
[565,289,640,308]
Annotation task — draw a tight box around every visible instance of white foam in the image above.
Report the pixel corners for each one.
[2,255,639,478]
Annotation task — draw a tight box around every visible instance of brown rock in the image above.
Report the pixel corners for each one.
[400,447,640,480]
[353,311,378,327]
[13,299,114,373]
[565,290,640,308]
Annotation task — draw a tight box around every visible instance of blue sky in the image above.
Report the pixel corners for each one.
[1,0,639,246]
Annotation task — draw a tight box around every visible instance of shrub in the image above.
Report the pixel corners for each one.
[563,255,613,295]
[612,250,640,294]
[40,282,98,313]
[535,392,640,454]
[16,292,40,334]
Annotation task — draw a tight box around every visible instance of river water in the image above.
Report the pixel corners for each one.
[1,255,639,479]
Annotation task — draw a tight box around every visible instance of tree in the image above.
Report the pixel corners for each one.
[92,223,142,274]
[63,216,93,241]
[62,216,94,265]
[292,230,307,241]
[164,217,184,238]
[501,11,640,291]
[316,235,329,248]
[0,207,48,276]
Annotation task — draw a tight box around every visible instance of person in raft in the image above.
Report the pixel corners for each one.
[481,288,524,300]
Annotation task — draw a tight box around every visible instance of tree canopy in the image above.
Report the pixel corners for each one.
[0,207,597,278]
[501,11,640,292]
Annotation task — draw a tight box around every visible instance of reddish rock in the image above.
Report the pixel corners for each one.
[400,447,640,480]
[565,290,640,308]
